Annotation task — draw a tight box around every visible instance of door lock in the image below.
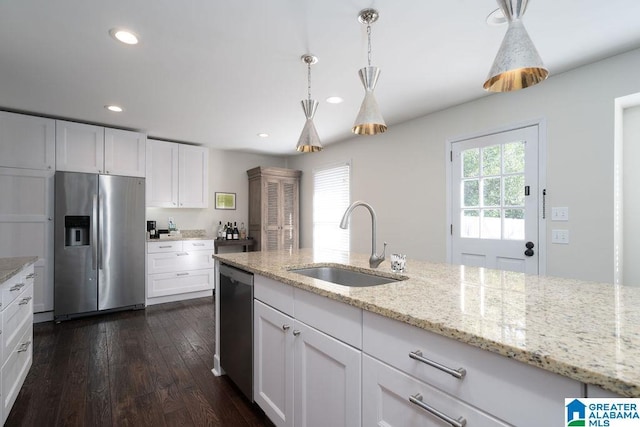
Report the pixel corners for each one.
[524,241,535,257]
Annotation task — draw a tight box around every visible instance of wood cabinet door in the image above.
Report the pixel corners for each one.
[146,139,179,207]
[263,178,281,250]
[178,145,208,208]
[293,320,361,427]
[280,178,298,251]
[0,112,55,171]
[104,128,146,177]
[254,300,294,427]
[55,120,104,173]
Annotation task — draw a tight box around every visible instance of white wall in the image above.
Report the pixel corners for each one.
[623,105,640,285]
[146,148,285,234]
[288,47,640,284]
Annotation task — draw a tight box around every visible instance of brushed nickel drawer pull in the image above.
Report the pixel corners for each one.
[176,252,189,256]
[409,393,466,427]
[176,272,189,276]
[10,283,25,292]
[19,296,32,305]
[159,245,172,248]
[17,341,32,353]
[409,350,466,379]
[26,273,36,279]
[192,243,205,247]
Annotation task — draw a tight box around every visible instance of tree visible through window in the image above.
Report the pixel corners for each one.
[313,162,350,252]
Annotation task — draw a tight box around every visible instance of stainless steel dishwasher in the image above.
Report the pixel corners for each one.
[219,263,254,401]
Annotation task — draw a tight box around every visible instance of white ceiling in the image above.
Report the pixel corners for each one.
[1,1,640,155]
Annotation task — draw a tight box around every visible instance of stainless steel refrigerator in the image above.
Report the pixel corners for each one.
[54,171,145,320]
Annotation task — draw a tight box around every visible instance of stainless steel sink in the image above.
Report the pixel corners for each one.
[288,265,403,287]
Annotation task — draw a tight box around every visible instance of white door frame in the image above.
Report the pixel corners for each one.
[445,118,548,275]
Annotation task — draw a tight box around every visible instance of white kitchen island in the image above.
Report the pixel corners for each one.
[212,249,640,426]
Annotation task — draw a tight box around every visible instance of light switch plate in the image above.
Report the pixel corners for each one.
[552,229,569,244]
[551,207,569,221]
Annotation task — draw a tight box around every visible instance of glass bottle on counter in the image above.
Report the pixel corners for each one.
[233,222,239,240]
[239,222,247,240]
[217,221,225,240]
[226,222,233,240]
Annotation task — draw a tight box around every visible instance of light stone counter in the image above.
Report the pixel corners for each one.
[0,256,38,284]
[213,248,640,397]
[147,229,216,242]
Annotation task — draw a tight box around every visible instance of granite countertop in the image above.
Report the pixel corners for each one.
[146,229,216,242]
[213,248,640,397]
[0,256,38,284]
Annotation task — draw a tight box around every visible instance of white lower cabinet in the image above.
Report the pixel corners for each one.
[0,263,34,425]
[146,240,214,305]
[253,276,361,427]
[363,355,508,427]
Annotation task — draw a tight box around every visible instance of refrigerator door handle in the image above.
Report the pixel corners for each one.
[92,194,98,270]
[98,193,104,270]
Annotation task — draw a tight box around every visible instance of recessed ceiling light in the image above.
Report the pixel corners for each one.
[326,96,344,104]
[109,28,139,45]
[486,8,507,26]
[105,105,123,112]
[257,133,269,138]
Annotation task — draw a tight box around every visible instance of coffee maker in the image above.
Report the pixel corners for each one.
[147,220,158,239]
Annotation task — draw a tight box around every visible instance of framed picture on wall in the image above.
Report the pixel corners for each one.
[215,192,236,210]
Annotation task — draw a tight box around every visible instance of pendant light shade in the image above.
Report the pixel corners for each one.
[352,8,386,135]
[296,54,323,153]
[296,99,322,152]
[353,66,386,135]
[483,0,548,92]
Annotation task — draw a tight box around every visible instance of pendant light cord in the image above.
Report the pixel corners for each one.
[307,61,312,100]
[367,24,372,66]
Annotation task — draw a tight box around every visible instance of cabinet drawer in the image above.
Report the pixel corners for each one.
[148,269,214,298]
[363,354,508,427]
[294,288,362,349]
[363,310,581,427]
[183,240,214,251]
[147,250,213,274]
[2,283,33,361]
[1,322,32,424]
[254,274,294,317]
[147,241,183,253]
[1,265,34,310]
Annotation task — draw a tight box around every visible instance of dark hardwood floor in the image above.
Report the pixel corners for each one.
[6,297,274,427]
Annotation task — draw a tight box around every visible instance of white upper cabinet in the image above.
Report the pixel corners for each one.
[0,112,55,171]
[146,139,208,208]
[56,120,146,177]
[104,128,146,177]
[178,144,209,208]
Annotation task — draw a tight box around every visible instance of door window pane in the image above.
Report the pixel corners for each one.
[462,149,479,178]
[503,141,525,174]
[504,175,525,206]
[482,145,501,176]
[463,180,479,207]
[483,177,501,207]
[461,209,479,238]
[504,209,525,240]
[481,209,501,239]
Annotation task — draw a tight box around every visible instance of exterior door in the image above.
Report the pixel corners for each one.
[451,125,539,274]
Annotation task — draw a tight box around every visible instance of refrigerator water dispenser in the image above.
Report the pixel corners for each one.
[65,216,90,246]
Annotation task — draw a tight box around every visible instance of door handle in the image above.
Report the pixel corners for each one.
[524,241,535,257]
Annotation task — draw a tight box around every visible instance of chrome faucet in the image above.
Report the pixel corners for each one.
[339,201,387,268]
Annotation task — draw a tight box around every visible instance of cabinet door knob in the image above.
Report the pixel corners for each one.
[282,324,290,331]
[293,330,301,336]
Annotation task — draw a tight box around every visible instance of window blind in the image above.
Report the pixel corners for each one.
[313,162,350,252]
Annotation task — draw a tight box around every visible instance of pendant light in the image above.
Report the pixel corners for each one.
[352,8,387,135]
[483,0,548,92]
[296,54,323,153]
